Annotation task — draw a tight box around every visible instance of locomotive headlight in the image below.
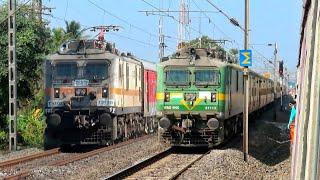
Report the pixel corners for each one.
[211,93,217,102]
[164,92,170,102]
[102,87,108,98]
[54,88,60,98]
[75,88,87,96]
[159,117,171,129]
[207,118,219,130]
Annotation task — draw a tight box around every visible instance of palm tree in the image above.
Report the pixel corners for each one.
[65,20,82,39]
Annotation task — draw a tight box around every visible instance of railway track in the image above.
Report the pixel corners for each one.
[0,148,60,169]
[3,135,152,180]
[106,148,210,180]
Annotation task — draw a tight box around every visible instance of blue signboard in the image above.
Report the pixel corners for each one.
[239,50,252,67]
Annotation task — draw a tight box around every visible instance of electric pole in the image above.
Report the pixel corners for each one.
[159,16,165,60]
[32,0,42,20]
[273,43,278,120]
[8,0,17,151]
[243,0,250,162]
[178,0,189,45]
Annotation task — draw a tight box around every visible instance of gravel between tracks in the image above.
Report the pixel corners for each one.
[27,136,169,180]
[178,100,292,180]
[126,153,202,179]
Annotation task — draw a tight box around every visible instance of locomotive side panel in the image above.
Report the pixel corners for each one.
[225,67,244,119]
[143,69,157,116]
[110,57,142,114]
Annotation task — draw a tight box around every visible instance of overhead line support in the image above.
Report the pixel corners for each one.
[8,0,17,151]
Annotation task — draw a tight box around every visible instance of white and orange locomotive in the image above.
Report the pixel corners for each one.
[44,32,156,149]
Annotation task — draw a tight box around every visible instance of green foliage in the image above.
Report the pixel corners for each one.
[0,3,50,148]
[48,20,83,53]
[229,48,239,56]
[186,35,225,51]
[0,4,51,117]
[0,130,8,149]
[0,118,8,149]
[17,107,45,147]
[65,20,82,39]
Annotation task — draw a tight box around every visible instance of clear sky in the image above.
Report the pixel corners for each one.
[44,0,302,79]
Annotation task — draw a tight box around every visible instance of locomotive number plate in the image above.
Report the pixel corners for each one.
[205,106,216,110]
[73,79,89,87]
[48,100,64,107]
[164,106,179,110]
[97,98,115,106]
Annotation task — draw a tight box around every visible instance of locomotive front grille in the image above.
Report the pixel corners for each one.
[71,96,91,109]
[81,130,112,144]
[162,129,219,146]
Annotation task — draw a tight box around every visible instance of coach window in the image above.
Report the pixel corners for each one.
[119,63,122,79]
[126,63,129,90]
[135,65,137,88]
[236,71,239,92]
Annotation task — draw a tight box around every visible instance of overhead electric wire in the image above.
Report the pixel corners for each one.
[46,12,175,52]
[109,32,175,51]
[190,0,241,51]
[87,0,178,43]
[205,0,244,31]
[192,0,274,70]
[0,0,32,25]
[140,0,203,37]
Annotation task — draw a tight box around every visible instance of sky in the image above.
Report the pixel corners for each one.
[43,0,302,80]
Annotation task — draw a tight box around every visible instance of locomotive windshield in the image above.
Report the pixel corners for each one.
[165,69,189,86]
[195,69,220,86]
[54,62,77,79]
[85,63,108,80]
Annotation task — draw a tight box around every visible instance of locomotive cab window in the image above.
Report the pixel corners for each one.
[165,69,189,86]
[195,69,220,86]
[54,62,77,79]
[85,63,108,80]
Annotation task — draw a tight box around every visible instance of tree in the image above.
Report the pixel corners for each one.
[0,3,50,147]
[65,20,82,39]
[48,27,68,53]
[229,48,239,56]
[48,20,83,53]
[228,48,239,63]
[186,35,225,52]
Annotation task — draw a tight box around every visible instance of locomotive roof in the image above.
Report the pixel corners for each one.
[159,55,227,67]
[47,51,120,61]
[47,51,156,71]
[160,56,272,82]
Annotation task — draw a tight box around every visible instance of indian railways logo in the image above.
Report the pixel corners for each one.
[180,98,202,111]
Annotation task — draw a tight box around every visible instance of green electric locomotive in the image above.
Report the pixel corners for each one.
[156,47,275,147]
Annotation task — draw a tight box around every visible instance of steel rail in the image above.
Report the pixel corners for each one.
[4,135,153,179]
[0,148,60,168]
[4,170,29,180]
[105,147,173,180]
[49,135,152,166]
[168,150,211,180]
